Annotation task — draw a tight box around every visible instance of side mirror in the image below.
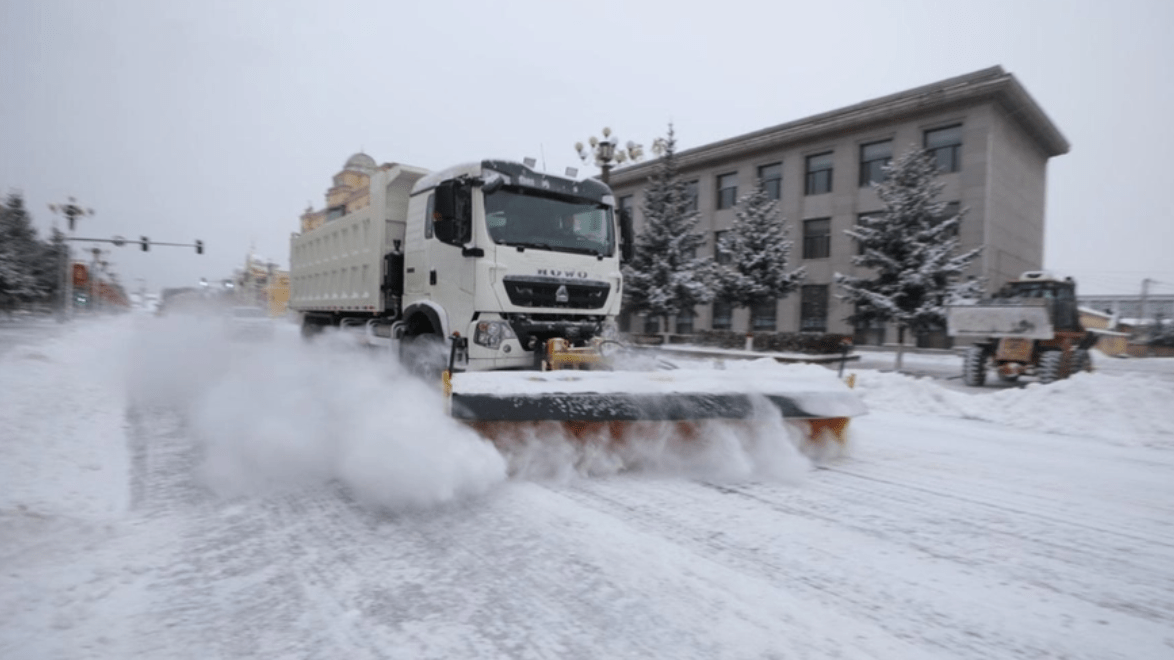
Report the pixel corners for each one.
[619,208,634,262]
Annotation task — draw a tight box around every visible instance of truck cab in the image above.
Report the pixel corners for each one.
[400,160,626,371]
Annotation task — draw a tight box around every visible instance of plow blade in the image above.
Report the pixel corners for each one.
[447,368,866,457]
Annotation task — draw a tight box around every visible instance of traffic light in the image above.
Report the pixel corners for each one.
[195,240,204,255]
[140,236,149,251]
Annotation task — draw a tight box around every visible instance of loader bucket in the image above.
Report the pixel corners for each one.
[446,367,866,467]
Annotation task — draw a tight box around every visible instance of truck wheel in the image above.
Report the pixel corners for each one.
[1038,350,1068,384]
[401,333,446,382]
[962,346,988,386]
[1073,348,1092,373]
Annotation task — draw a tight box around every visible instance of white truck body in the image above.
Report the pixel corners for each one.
[290,160,624,372]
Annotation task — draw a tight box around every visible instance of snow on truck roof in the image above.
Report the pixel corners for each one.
[411,160,612,202]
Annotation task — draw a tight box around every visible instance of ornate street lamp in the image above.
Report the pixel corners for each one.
[575,127,645,186]
[48,196,94,232]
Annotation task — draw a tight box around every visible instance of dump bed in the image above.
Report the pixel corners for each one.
[289,165,428,314]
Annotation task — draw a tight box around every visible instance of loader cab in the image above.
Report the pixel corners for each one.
[1000,276,1081,332]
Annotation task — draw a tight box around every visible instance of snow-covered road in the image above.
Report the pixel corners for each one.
[3,316,1173,659]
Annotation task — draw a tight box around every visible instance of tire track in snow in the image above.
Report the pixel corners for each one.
[555,475,1173,660]
[722,474,1174,627]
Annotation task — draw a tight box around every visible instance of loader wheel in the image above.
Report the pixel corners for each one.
[1073,348,1092,374]
[962,346,988,387]
[1038,350,1068,384]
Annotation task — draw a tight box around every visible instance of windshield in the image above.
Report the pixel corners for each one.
[484,187,614,256]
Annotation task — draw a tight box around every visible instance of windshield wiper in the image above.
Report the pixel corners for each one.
[500,241,607,257]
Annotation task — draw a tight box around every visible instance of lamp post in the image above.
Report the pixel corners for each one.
[575,127,645,186]
[48,197,95,319]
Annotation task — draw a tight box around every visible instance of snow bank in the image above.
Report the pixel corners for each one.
[852,369,1174,446]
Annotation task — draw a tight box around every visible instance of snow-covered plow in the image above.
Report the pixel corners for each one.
[443,342,866,466]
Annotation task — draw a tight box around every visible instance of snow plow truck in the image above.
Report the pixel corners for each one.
[289,157,865,460]
[946,271,1098,386]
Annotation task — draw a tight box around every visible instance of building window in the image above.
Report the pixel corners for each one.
[643,316,661,334]
[684,181,699,213]
[859,140,892,187]
[805,152,833,195]
[714,230,732,264]
[618,195,633,214]
[924,124,962,173]
[712,300,732,330]
[716,173,738,210]
[800,285,829,332]
[757,162,782,200]
[676,309,695,334]
[803,218,831,259]
[326,205,346,222]
[751,300,776,331]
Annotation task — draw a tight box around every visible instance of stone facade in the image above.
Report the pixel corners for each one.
[608,66,1068,343]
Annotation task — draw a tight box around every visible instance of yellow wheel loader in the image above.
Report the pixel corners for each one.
[947,271,1097,386]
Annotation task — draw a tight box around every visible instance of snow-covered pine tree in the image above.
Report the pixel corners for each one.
[622,124,714,333]
[835,147,983,371]
[0,192,46,312]
[716,181,805,323]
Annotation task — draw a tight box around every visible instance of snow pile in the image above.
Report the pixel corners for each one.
[853,369,1174,446]
[124,317,507,510]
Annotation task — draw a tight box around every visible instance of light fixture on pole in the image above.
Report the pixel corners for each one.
[575,127,645,186]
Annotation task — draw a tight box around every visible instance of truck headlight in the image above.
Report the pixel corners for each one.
[474,320,517,350]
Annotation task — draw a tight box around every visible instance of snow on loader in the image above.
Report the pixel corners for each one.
[442,337,867,463]
[946,271,1097,386]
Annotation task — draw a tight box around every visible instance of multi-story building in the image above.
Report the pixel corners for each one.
[608,66,1069,344]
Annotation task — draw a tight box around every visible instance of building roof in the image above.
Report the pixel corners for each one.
[609,66,1069,186]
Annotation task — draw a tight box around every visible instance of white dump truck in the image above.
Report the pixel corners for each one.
[290,159,628,372]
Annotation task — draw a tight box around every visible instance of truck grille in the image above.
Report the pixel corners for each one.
[502,276,610,309]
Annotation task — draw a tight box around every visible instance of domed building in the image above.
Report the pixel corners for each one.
[299,152,391,233]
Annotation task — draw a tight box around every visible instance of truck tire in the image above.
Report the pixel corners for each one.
[401,333,446,382]
[1038,350,1068,384]
[962,346,988,387]
[1073,348,1092,374]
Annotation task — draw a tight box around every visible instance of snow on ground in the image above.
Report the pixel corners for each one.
[2,315,1174,659]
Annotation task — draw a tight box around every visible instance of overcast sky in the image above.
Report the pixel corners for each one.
[2,0,1171,296]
